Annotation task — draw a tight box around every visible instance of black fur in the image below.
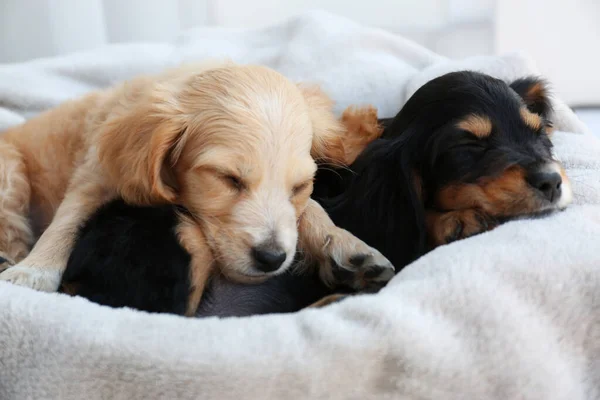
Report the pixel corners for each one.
[62,71,557,316]
[62,201,192,315]
[316,71,554,269]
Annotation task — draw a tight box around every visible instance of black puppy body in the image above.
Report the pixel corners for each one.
[318,71,564,270]
[62,71,569,316]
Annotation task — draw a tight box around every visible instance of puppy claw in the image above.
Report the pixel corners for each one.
[0,265,61,292]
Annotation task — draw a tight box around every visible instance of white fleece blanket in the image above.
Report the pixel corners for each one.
[1,11,600,400]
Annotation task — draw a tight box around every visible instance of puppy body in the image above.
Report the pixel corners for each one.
[320,71,572,270]
[0,63,393,307]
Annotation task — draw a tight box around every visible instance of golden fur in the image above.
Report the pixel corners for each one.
[0,62,392,296]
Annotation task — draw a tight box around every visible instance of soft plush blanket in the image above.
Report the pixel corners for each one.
[1,11,599,400]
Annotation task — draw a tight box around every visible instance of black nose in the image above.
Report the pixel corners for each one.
[251,246,286,273]
[527,171,562,202]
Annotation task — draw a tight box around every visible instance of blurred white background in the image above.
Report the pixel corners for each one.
[0,0,497,62]
[1,0,599,125]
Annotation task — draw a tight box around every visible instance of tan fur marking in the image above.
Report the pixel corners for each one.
[300,83,382,166]
[456,114,492,138]
[429,166,541,247]
[520,107,542,130]
[436,166,541,217]
[339,105,383,164]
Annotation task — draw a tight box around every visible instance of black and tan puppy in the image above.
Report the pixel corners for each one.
[318,71,571,270]
[61,71,572,315]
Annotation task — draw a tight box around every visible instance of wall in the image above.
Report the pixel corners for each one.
[496,0,600,107]
[0,0,494,63]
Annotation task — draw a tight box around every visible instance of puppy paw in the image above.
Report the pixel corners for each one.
[427,209,497,246]
[0,265,61,292]
[321,229,395,291]
[307,294,350,308]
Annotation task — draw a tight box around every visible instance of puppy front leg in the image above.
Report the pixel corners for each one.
[426,209,498,247]
[297,199,395,292]
[176,218,215,317]
[0,166,115,292]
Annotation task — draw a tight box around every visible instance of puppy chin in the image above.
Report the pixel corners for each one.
[219,259,292,284]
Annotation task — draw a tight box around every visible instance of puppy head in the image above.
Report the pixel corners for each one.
[389,71,572,219]
[151,65,318,281]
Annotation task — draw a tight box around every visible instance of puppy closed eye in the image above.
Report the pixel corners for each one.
[449,136,487,152]
[292,180,312,197]
[222,174,246,192]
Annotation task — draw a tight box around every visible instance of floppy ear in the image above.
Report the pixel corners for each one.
[147,121,187,203]
[509,77,552,118]
[299,84,382,166]
[98,80,188,205]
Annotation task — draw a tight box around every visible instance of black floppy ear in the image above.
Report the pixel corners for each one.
[509,77,552,118]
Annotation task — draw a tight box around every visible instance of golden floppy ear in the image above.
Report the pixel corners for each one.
[147,122,187,203]
[98,80,188,205]
[299,84,382,166]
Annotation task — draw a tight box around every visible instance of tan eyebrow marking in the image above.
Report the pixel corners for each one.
[456,114,492,138]
[520,107,542,130]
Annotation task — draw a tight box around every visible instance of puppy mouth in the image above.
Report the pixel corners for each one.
[494,178,573,223]
[496,194,572,224]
